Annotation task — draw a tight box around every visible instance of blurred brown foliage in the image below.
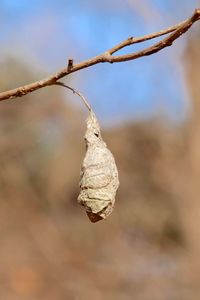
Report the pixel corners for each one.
[0,30,200,299]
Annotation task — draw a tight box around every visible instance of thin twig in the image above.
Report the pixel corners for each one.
[55,82,92,112]
[108,18,190,55]
[0,9,199,101]
[108,9,200,62]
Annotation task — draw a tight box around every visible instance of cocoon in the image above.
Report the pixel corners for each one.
[78,111,119,222]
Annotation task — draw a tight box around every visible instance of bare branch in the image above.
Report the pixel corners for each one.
[0,9,199,102]
[109,8,200,62]
[108,17,190,55]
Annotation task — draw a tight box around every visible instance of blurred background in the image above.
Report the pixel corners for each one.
[0,0,200,299]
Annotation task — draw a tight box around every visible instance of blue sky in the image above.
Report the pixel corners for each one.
[1,0,200,124]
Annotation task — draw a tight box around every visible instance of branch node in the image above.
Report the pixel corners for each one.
[195,8,200,18]
[67,58,74,71]
[19,87,27,96]
[103,52,113,63]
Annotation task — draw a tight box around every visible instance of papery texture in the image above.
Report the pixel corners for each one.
[78,111,119,222]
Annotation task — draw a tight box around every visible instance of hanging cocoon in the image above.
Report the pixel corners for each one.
[78,111,119,222]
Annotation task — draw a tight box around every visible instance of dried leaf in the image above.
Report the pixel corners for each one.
[78,111,119,222]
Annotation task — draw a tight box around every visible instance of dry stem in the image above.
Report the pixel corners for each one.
[55,82,92,112]
[0,9,199,101]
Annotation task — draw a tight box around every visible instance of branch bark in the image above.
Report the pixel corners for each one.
[0,9,199,101]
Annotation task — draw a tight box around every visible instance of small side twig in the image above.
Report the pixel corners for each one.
[0,9,199,101]
[67,59,74,71]
[55,82,92,112]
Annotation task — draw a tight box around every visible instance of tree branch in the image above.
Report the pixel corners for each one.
[0,9,199,101]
